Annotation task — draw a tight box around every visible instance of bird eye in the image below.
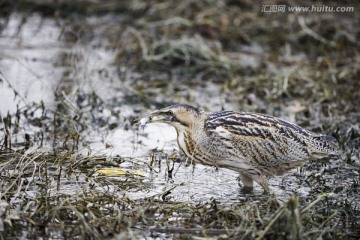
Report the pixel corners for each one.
[166,110,173,115]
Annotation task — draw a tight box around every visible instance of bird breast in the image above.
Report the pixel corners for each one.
[177,129,192,159]
[176,126,244,168]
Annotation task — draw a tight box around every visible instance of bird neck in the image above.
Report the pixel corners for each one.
[185,112,208,132]
[175,112,208,146]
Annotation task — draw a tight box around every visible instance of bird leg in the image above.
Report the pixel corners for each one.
[239,173,254,188]
[253,175,270,192]
[239,173,270,192]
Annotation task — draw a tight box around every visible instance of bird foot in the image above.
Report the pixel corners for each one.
[240,186,254,194]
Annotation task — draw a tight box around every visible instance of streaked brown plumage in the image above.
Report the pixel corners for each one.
[138,104,339,191]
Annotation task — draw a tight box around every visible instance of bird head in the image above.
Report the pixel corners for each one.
[137,104,203,131]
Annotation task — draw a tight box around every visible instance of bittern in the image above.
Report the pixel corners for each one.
[137,104,339,192]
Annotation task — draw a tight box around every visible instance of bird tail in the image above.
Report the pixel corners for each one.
[310,134,340,157]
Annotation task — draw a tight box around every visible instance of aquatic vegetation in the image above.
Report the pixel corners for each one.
[0,0,359,239]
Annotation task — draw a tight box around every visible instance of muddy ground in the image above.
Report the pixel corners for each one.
[0,0,359,239]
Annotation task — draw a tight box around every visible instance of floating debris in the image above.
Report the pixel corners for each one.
[139,117,150,130]
[97,167,145,176]
[0,0,359,239]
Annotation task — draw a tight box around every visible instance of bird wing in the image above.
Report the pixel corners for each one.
[204,111,312,168]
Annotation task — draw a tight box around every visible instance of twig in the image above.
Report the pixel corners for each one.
[255,205,286,240]
[298,16,336,47]
[301,192,333,214]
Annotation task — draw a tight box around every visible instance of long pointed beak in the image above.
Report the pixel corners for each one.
[132,111,173,130]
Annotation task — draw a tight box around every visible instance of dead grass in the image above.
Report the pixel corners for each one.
[0,0,360,239]
[1,148,359,239]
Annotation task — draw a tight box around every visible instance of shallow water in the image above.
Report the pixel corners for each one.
[1,4,359,239]
[0,13,318,204]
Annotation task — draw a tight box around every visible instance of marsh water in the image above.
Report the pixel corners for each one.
[1,2,359,239]
[0,12,313,201]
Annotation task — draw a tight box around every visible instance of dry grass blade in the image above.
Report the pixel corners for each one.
[1,0,360,239]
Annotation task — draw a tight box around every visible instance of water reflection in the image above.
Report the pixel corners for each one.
[0,13,63,115]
